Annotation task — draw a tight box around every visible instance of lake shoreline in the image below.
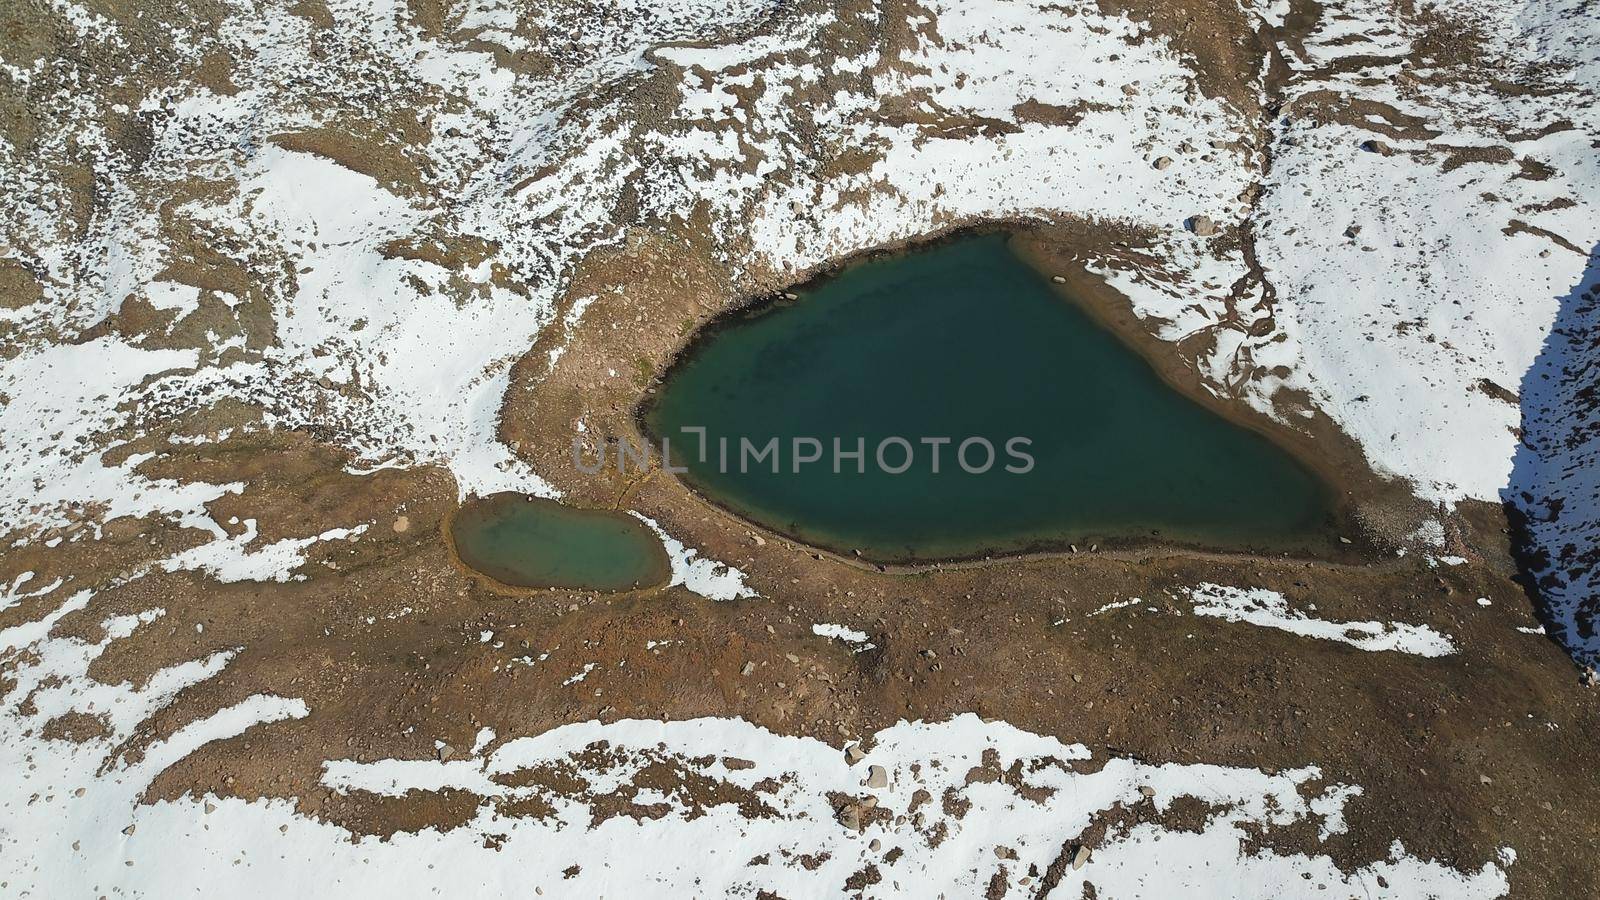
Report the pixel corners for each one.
[634,228,1379,569]
[446,493,674,594]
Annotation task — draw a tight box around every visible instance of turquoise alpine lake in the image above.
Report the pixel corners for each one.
[450,494,672,591]
[643,233,1338,563]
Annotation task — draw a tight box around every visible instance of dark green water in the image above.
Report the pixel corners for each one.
[450,494,671,591]
[644,233,1337,563]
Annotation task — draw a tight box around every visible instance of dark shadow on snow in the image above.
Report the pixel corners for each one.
[1504,240,1600,674]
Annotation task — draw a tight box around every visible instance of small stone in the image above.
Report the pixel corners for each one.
[1072,845,1092,870]
[1153,156,1173,170]
[869,838,881,852]
[866,765,889,789]
[1139,786,1156,798]
[741,661,756,677]
[1050,275,1066,284]
[1339,536,1353,544]
[1480,774,1492,785]
[1121,83,1139,96]
[279,824,289,834]
[122,825,135,836]
[391,515,410,533]
[437,744,455,762]
[1359,138,1393,155]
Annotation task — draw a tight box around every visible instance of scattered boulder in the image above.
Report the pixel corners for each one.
[865,765,889,789]
[1153,156,1173,170]
[437,743,455,761]
[1050,275,1066,284]
[845,743,867,765]
[392,514,410,533]
[1139,785,1156,798]
[1360,138,1394,155]
[1072,845,1092,870]
[838,805,861,830]
[1186,215,1217,237]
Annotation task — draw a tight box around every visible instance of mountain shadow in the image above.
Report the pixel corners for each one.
[1505,241,1600,674]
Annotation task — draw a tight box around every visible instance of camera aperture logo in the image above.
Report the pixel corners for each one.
[574,428,1034,476]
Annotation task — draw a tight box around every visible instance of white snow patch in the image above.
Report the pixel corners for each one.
[1188,583,1457,657]
[811,622,874,651]
[631,512,756,600]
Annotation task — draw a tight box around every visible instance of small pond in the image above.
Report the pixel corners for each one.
[450,494,671,591]
[643,232,1338,563]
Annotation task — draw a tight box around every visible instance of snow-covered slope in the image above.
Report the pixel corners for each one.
[0,594,1510,897]
[1,0,1597,894]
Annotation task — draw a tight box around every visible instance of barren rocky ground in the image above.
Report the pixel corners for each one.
[1,0,1598,896]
